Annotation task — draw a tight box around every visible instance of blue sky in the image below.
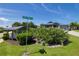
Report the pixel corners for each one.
[0,3,79,27]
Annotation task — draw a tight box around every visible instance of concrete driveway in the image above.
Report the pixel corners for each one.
[68,31,79,37]
[0,33,3,39]
[0,33,4,43]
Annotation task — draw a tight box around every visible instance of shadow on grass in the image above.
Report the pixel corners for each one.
[63,40,72,46]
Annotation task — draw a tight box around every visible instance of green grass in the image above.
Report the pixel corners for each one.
[26,35,79,56]
[0,42,26,56]
[74,30,79,32]
[0,35,79,56]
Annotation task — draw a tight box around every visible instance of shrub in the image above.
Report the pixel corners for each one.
[47,28,69,45]
[2,32,9,40]
[39,48,47,54]
[33,28,69,45]
[33,28,49,43]
[0,27,3,33]
[17,28,69,46]
[17,32,34,45]
[17,33,26,45]
[0,30,3,33]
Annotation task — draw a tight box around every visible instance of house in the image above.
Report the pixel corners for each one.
[40,21,70,30]
[40,21,60,28]
[3,26,23,40]
[59,24,70,30]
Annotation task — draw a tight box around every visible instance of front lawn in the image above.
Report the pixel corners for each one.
[26,35,79,56]
[0,35,79,56]
[74,30,79,32]
[0,42,26,56]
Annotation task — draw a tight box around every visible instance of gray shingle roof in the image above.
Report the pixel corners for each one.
[4,26,23,31]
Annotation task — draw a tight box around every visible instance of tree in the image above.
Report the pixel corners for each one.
[40,24,45,27]
[0,27,3,33]
[70,22,79,30]
[70,22,77,26]
[21,22,27,31]
[22,16,33,29]
[21,22,27,26]
[29,21,37,28]
[12,22,21,27]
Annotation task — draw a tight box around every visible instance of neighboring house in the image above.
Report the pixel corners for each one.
[70,26,79,30]
[4,26,23,40]
[40,21,60,28]
[40,21,70,30]
[41,23,54,28]
[59,25,70,30]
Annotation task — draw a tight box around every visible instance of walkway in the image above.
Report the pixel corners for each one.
[0,39,4,43]
[68,31,79,37]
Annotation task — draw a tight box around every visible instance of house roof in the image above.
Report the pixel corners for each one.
[4,26,23,31]
[43,22,60,26]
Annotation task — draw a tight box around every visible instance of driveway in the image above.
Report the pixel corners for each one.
[0,33,4,43]
[0,32,13,43]
[0,39,4,43]
[68,31,79,37]
[0,33,3,39]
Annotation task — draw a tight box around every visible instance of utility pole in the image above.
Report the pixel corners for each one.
[22,16,33,55]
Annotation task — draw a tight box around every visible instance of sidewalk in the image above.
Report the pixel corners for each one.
[68,31,79,37]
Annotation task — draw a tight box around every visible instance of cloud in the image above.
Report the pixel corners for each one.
[30,3,40,10]
[0,8,17,13]
[41,3,71,20]
[0,8,25,16]
[41,3,62,14]
[0,8,17,15]
[0,17,9,21]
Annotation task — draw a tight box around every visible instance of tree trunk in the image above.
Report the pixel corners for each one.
[61,40,63,46]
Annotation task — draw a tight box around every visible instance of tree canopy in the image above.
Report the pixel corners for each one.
[12,22,21,27]
[12,22,37,28]
[70,22,79,27]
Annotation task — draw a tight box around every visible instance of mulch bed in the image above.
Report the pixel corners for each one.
[6,40,19,46]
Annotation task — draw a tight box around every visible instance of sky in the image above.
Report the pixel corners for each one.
[0,3,79,27]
